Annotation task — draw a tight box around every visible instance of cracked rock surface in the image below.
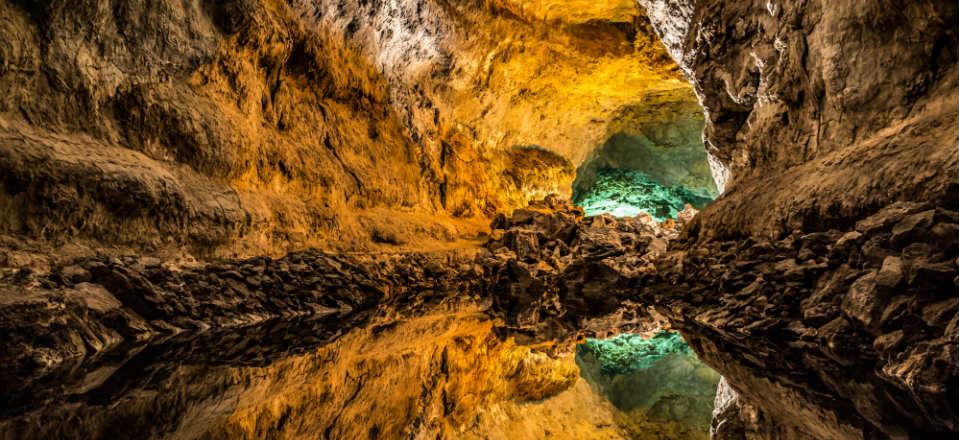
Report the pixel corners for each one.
[0,0,956,439]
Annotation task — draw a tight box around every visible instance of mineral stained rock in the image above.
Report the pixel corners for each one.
[0,0,691,255]
[649,202,959,438]
[574,168,714,220]
[639,0,958,238]
[0,0,956,439]
[633,0,958,437]
[573,95,719,202]
[2,197,957,438]
[0,199,685,439]
[577,331,721,440]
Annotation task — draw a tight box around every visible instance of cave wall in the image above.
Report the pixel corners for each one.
[572,88,716,199]
[635,0,959,438]
[0,197,691,439]
[0,0,448,255]
[2,0,955,438]
[638,0,959,239]
[577,332,721,439]
[1,310,606,439]
[0,0,697,259]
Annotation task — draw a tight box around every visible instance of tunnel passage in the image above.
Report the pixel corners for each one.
[565,89,723,439]
[572,93,719,220]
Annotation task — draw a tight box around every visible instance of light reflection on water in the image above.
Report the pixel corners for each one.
[576,331,721,440]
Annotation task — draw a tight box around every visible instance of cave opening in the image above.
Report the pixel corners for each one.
[571,97,720,221]
[568,89,724,439]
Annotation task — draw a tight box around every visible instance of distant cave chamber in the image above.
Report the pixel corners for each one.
[574,168,715,220]
[572,103,719,221]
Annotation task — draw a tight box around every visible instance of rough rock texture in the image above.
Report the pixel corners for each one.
[0,198,675,386]
[639,0,958,237]
[3,196,957,439]
[631,0,959,438]
[649,203,959,439]
[1,0,957,438]
[0,0,693,256]
[1,309,593,439]
[481,201,959,438]
[481,199,959,438]
[710,377,814,440]
[0,200,689,439]
[573,90,717,199]
[578,331,721,440]
[482,196,689,345]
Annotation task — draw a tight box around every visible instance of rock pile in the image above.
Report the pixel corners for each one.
[480,196,693,343]
[0,249,485,412]
[4,196,954,438]
[648,202,959,438]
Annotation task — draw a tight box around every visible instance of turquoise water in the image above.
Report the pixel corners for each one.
[574,169,715,221]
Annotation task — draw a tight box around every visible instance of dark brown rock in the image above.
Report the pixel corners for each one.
[635,0,958,436]
[875,256,904,290]
[890,211,937,249]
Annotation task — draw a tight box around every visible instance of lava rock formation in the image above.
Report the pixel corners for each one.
[0,0,956,439]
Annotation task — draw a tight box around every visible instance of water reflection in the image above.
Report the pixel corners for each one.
[0,310,368,439]
[2,315,720,439]
[576,331,721,440]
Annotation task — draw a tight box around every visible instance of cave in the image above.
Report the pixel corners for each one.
[572,97,719,220]
[1,1,957,439]
[568,93,724,439]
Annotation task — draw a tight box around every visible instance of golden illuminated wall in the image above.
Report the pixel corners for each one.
[489,0,639,23]
[0,0,698,255]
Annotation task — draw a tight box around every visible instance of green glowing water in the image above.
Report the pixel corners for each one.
[574,169,715,221]
[578,331,694,376]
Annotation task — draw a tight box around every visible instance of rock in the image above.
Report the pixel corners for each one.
[0,0,689,254]
[649,237,669,254]
[873,330,905,353]
[710,377,747,439]
[677,204,699,225]
[0,0,955,438]
[930,223,959,252]
[861,234,895,268]
[506,230,541,261]
[60,265,91,284]
[879,295,913,329]
[875,257,903,290]
[841,272,884,330]
[480,198,672,339]
[907,262,957,292]
[67,283,122,313]
[855,203,929,235]
[834,231,864,253]
[890,211,936,248]
[652,203,959,438]
[921,298,959,329]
